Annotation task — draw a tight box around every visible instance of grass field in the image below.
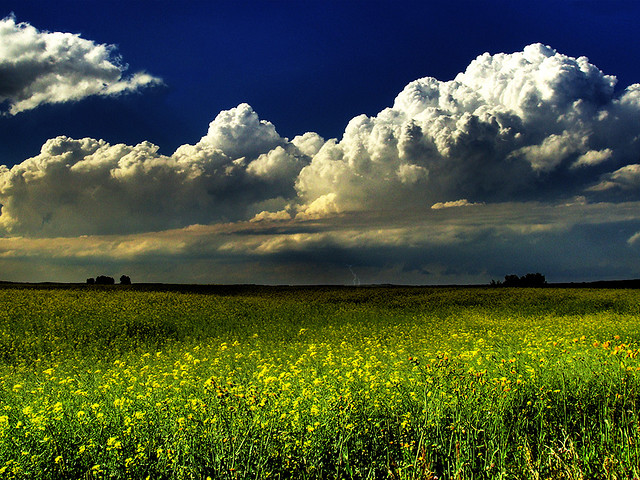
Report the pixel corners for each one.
[1,285,640,479]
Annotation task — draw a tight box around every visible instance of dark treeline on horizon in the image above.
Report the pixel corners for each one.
[491,273,547,288]
[86,275,131,285]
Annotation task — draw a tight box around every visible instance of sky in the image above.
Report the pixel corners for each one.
[1,0,640,285]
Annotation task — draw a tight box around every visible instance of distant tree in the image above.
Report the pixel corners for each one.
[120,275,131,285]
[500,273,547,287]
[95,275,115,285]
[503,274,521,287]
[521,272,546,287]
[86,277,95,285]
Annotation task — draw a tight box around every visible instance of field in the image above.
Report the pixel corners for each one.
[1,285,640,479]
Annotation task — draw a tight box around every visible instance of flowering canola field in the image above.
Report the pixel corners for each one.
[1,285,640,479]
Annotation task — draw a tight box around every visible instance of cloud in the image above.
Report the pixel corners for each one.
[2,200,640,284]
[571,148,613,169]
[3,43,640,283]
[4,43,640,237]
[431,199,481,209]
[0,14,162,114]
[588,164,640,191]
[510,130,586,172]
[0,104,317,236]
[296,43,640,212]
[193,102,284,160]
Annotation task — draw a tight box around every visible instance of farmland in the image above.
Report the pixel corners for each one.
[1,285,640,479]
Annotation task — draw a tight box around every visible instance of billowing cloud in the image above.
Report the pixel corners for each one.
[297,43,640,211]
[3,44,640,283]
[0,104,315,236]
[0,14,161,114]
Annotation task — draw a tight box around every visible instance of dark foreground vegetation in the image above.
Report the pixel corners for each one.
[0,285,640,478]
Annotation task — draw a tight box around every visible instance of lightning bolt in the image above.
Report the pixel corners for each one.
[347,265,361,286]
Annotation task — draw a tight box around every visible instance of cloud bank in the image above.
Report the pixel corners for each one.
[2,43,640,283]
[0,15,161,114]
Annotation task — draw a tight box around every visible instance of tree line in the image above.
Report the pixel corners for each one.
[490,273,546,287]
[86,275,131,285]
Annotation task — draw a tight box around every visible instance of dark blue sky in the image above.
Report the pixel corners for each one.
[2,0,639,165]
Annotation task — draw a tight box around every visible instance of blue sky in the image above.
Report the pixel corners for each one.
[1,0,640,284]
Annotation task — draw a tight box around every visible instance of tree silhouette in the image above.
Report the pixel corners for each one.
[120,275,131,285]
[499,273,546,287]
[95,275,115,285]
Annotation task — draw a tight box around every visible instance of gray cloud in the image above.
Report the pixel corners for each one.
[0,15,161,114]
[2,200,640,284]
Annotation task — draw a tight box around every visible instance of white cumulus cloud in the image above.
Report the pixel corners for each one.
[0,104,316,236]
[0,14,162,114]
[295,43,640,214]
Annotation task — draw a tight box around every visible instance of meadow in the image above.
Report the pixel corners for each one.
[1,285,640,479]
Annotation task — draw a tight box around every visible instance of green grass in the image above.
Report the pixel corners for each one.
[1,285,640,479]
